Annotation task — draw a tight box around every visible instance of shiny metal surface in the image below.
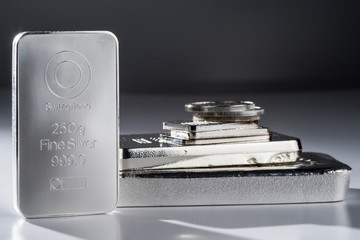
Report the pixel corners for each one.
[196,106,264,117]
[163,120,258,132]
[185,101,255,112]
[13,31,119,218]
[193,114,261,122]
[149,151,299,169]
[163,102,268,145]
[1,89,359,239]
[169,127,269,140]
[117,152,351,207]
[160,133,270,145]
[119,132,301,170]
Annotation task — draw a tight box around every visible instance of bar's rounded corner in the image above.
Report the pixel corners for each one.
[103,30,118,40]
[13,32,33,48]
[14,202,32,219]
[104,199,118,215]
[97,31,119,47]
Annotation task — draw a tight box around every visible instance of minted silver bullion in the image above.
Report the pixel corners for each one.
[193,114,261,122]
[121,132,301,160]
[118,152,351,207]
[185,101,255,113]
[160,133,270,145]
[170,128,269,140]
[163,120,259,132]
[149,151,300,170]
[195,106,264,117]
[13,31,119,218]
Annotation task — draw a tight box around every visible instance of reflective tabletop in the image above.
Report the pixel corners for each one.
[1,89,360,239]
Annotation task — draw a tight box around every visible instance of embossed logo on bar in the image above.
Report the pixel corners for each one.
[45,51,91,99]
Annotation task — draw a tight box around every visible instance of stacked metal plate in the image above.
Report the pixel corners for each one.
[117,100,351,207]
[120,132,301,170]
[119,101,301,171]
[160,101,269,146]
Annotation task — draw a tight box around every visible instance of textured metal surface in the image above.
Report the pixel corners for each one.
[117,152,351,207]
[119,132,301,170]
[13,31,119,218]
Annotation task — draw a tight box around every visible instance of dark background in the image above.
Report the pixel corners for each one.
[1,0,359,94]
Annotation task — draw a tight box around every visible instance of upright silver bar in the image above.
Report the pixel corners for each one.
[13,31,119,218]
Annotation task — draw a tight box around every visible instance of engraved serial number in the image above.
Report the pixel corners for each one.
[51,154,87,167]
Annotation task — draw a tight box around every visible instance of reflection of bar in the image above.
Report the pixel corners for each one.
[119,132,301,170]
[117,152,351,207]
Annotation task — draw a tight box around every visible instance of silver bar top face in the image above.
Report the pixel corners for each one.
[13,31,119,218]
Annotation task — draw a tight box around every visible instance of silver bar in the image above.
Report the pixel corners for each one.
[117,152,351,207]
[160,133,270,145]
[163,120,258,132]
[13,31,119,218]
[119,132,301,170]
[148,151,299,169]
[169,127,269,140]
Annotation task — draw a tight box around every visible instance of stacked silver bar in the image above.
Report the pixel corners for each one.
[119,132,301,170]
[120,101,301,171]
[161,101,270,146]
[118,100,351,207]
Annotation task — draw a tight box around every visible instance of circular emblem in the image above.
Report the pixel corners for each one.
[45,51,91,99]
[50,178,62,191]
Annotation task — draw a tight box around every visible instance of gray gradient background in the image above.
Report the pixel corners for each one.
[0,0,360,93]
[0,1,360,239]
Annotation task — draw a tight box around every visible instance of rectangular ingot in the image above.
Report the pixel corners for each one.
[119,132,301,170]
[13,31,119,218]
[118,152,351,207]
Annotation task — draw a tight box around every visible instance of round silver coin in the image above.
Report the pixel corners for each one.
[185,101,255,113]
[193,114,261,122]
[194,106,264,117]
